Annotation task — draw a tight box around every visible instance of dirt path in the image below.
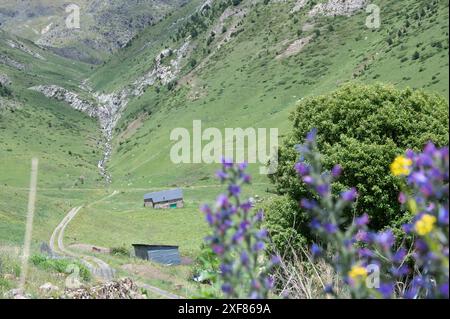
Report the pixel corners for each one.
[49,191,183,299]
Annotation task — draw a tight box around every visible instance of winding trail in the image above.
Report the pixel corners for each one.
[49,191,182,299]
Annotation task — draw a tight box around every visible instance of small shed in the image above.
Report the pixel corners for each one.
[132,244,181,265]
[144,188,184,209]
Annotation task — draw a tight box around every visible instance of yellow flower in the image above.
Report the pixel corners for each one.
[390,156,413,176]
[415,214,437,236]
[348,265,368,282]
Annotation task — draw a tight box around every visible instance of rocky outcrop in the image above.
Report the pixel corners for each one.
[0,73,11,86]
[6,39,45,60]
[291,0,309,13]
[63,278,145,299]
[0,54,26,70]
[132,40,190,96]
[29,85,98,117]
[309,0,368,17]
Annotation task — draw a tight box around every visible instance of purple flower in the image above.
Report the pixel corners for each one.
[220,263,232,274]
[228,184,241,196]
[238,162,248,171]
[440,283,449,298]
[306,128,318,143]
[255,210,264,222]
[398,192,406,204]
[378,282,394,298]
[216,194,229,208]
[311,243,322,257]
[331,164,342,178]
[355,213,369,227]
[221,283,233,294]
[391,264,410,277]
[310,218,321,230]
[271,255,281,265]
[294,162,310,176]
[256,229,268,239]
[212,244,224,255]
[374,230,395,250]
[205,211,215,226]
[392,248,407,263]
[240,251,249,266]
[221,157,234,168]
[300,198,317,210]
[253,241,265,252]
[358,248,374,258]
[264,276,275,290]
[200,204,211,214]
[216,170,228,181]
[316,183,330,196]
[302,175,314,185]
[341,188,358,202]
[355,230,371,243]
[438,206,449,225]
[324,223,338,234]
[240,201,252,213]
[242,174,251,183]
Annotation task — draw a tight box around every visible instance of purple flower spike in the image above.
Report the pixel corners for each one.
[341,188,358,202]
[216,194,229,208]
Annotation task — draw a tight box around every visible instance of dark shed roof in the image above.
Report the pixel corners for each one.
[144,188,183,203]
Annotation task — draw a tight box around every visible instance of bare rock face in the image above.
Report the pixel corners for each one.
[63,278,145,299]
[309,0,368,17]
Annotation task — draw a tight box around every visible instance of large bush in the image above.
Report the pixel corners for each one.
[268,84,449,242]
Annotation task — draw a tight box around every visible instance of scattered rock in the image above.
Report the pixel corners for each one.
[0,73,11,86]
[3,274,15,280]
[63,278,145,299]
[39,282,60,294]
[276,36,313,60]
[0,54,26,70]
[309,0,368,17]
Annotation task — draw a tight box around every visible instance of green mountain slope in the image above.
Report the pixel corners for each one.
[86,0,448,188]
[0,29,103,245]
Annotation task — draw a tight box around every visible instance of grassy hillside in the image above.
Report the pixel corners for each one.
[1,29,104,248]
[85,0,449,189]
